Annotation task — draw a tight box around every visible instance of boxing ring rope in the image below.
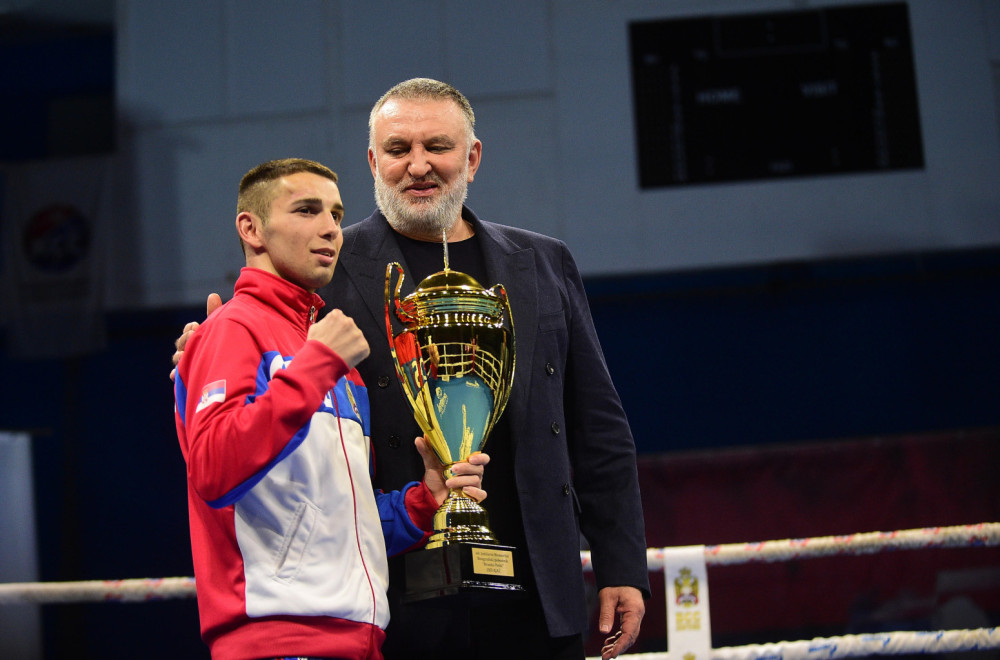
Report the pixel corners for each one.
[1,522,998,659]
[641,521,999,569]
[0,576,196,604]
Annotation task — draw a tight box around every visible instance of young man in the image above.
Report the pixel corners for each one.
[173,158,487,660]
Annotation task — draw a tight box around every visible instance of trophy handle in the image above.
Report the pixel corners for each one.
[486,283,515,438]
[385,262,434,437]
[384,262,413,385]
[384,262,417,328]
[492,283,515,361]
[385,262,400,349]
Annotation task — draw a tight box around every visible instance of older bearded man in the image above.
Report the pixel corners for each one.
[324,78,649,660]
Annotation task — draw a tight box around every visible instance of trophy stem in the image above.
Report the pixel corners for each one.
[426,490,498,549]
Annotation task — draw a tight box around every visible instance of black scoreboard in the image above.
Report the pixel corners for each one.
[629,2,924,188]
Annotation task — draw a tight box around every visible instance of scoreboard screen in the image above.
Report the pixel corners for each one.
[629,2,924,188]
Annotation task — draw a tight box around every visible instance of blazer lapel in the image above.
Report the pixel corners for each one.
[476,221,537,453]
[340,214,414,332]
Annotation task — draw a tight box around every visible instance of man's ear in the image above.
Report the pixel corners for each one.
[466,139,482,183]
[236,211,264,250]
[368,148,378,180]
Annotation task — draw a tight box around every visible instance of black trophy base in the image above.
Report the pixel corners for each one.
[403,542,526,606]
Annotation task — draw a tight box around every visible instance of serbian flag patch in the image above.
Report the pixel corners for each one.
[196,380,226,412]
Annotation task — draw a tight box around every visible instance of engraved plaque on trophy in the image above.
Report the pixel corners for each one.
[385,252,524,604]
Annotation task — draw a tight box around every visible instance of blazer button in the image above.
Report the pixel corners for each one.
[378,375,391,388]
[388,434,401,448]
[545,363,555,375]
[562,483,571,495]
[550,422,560,435]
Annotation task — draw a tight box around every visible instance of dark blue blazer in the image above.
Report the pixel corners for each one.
[320,207,649,639]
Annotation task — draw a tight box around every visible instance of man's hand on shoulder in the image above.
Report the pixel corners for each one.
[170,293,223,380]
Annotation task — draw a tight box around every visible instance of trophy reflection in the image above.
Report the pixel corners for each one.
[385,256,523,603]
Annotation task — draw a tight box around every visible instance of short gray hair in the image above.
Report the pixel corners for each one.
[368,78,476,149]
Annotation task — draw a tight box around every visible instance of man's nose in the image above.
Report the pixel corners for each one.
[320,212,341,238]
[407,147,432,178]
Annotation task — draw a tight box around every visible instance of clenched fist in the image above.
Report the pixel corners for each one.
[307,308,370,369]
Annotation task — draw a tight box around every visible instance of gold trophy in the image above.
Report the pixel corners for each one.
[385,243,523,603]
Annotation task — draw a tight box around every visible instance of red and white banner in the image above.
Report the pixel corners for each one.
[1,156,112,358]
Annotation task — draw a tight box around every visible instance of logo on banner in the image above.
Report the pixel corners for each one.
[22,204,90,273]
[674,567,702,631]
[675,567,699,606]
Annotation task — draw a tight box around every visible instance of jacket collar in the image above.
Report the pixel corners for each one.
[235,267,325,329]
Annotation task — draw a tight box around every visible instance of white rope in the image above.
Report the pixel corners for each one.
[2,523,994,602]
[0,577,195,605]
[579,522,1000,572]
[586,627,1000,660]
[714,628,1000,659]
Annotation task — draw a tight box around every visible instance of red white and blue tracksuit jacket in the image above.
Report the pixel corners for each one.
[174,267,437,660]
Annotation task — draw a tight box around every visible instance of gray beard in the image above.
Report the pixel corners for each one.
[374,172,469,239]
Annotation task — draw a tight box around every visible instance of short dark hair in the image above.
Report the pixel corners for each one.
[236,158,339,255]
[238,158,339,222]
